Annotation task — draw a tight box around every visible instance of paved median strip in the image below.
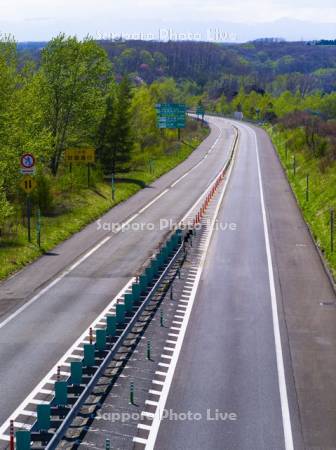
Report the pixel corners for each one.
[130,127,239,449]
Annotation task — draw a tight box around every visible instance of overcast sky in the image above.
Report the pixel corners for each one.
[0,0,335,41]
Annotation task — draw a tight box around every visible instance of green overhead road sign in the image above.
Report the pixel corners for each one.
[156,103,186,111]
[156,103,186,129]
[157,118,186,128]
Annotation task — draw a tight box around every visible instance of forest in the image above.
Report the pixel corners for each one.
[104,39,336,178]
[20,39,336,93]
[1,34,336,277]
[0,34,205,223]
[18,38,336,163]
[0,34,208,278]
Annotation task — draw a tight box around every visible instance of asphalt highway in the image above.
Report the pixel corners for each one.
[0,117,235,429]
[153,119,336,450]
[1,117,336,450]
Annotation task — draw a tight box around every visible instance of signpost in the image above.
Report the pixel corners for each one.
[156,103,186,140]
[65,148,96,187]
[36,208,41,247]
[20,153,36,175]
[196,105,205,123]
[20,154,37,243]
[111,174,116,201]
[331,208,334,253]
[64,148,95,164]
[20,175,37,194]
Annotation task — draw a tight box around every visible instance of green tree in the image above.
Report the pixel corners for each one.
[39,34,111,175]
[139,50,154,67]
[150,78,180,103]
[130,85,157,152]
[97,76,134,174]
[0,35,17,137]
[0,176,12,231]
[119,48,137,73]
[0,35,19,196]
[113,76,134,171]
[153,51,167,69]
[97,89,117,172]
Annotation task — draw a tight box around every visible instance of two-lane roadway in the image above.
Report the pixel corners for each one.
[0,117,234,435]
[150,119,336,450]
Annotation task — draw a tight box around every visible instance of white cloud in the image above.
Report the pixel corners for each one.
[0,0,335,40]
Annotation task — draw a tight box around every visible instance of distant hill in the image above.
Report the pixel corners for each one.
[313,40,336,46]
[17,39,336,95]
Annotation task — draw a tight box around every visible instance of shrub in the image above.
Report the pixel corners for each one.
[0,182,13,234]
[33,174,54,215]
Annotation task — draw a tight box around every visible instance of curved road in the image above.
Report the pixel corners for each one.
[0,117,234,434]
[151,118,336,450]
[1,117,336,450]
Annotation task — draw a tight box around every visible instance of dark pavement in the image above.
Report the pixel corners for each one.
[154,119,336,450]
[0,117,234,432]
[1,117,336,450]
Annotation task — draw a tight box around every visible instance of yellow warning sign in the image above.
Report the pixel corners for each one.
[65,148,96,164]
[20,175,37,194]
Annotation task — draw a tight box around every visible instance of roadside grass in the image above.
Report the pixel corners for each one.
[267,127,336,280]
[0,121,209,280]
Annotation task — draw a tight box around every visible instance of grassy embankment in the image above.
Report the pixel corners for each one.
[0,120,209,280]
[267,127,336,280]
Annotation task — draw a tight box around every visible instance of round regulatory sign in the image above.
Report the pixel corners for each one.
[20,153,35,169]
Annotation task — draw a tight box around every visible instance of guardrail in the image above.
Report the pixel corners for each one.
[13,229,185,450]
[12,122,239,450]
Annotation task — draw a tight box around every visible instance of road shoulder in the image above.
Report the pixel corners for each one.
[255,125,336,449]
[0,121,221,321]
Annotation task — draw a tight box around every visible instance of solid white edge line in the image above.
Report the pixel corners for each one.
[0,117,224,332]
[249,123,294,450]
[144,122,238,450]
[0,278,134,438]
[0,235,112,331]
[0,116,229,438]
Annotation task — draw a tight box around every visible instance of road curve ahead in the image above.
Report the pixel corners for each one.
[0,116,235,437]
[151,118,336,450]
[1,117,336,450]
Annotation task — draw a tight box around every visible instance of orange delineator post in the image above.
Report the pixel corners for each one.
[195,176,227,226]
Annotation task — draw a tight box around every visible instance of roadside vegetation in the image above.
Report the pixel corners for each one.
[211,88,336,123]
[0,34,208,280]
[0,120,207,280]
[266,116,336,280]
[1,33,336,281]
[200,56,336,280]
